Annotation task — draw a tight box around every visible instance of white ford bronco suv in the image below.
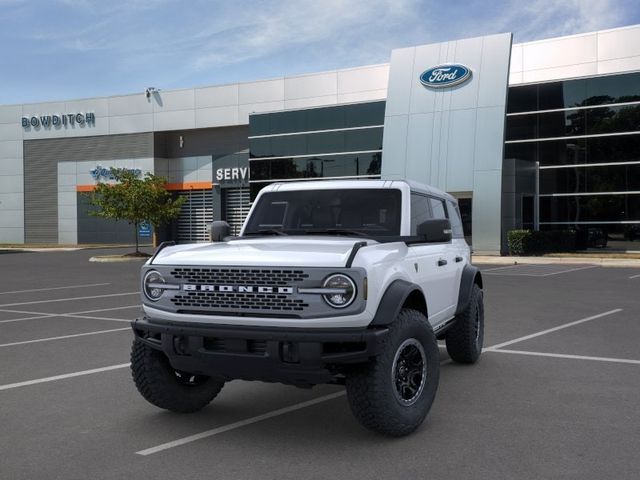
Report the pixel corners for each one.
[131,179,484,436]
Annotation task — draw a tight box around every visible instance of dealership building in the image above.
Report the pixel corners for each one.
[1,24,639,254]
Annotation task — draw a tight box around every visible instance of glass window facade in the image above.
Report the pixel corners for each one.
[505,71,640,250]
[249,101,385,199]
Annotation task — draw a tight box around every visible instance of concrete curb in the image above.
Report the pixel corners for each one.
[472,255,640,268]
[89,255,150,263]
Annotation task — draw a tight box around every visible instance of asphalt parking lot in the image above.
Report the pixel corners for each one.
[1,248,639,480]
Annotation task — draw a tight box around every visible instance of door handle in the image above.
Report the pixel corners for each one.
[437,259,447,267]
[455,256,463,263]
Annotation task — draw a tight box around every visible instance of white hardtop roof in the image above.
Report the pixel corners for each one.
[263,179,455,202]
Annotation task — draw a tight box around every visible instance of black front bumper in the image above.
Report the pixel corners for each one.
[132,317,388,387]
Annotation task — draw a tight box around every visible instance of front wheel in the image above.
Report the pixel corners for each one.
[345,309,440,436]
[131,340,225,413]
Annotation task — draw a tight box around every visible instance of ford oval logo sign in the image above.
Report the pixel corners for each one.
[419,64,472,88]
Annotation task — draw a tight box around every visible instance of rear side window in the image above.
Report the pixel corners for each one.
[410,193,432,234]
[429,198,447,219]
[446,200,464,238]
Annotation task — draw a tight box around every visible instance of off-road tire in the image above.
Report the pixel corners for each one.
[131,340,224,413]
[345,308,440,436]
[445,283,484,363]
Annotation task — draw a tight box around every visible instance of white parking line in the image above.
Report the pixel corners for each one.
[538,265,597,276]
[0,291,139,308]
[481,265,522,272]
[0,327,130,348]
[0,363,130,392]
[0,305,140,324]
[136,391,347,456]
[483,265,597,277]
[0,283,111,295]
[488,349,640,365]
[0,313,55,324]
[629,273,640,279]
[487,309,623,350]
[64,314,131,323]
[136,358,453,455]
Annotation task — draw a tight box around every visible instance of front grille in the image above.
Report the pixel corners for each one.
[170,268,309,286]
[171,292,309,311]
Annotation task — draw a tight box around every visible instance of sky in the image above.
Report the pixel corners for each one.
[1,0,639,105]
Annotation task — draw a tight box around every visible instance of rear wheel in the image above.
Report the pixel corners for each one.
[131,340,225,413]
[345,309,440,436]
[445,283,484,363]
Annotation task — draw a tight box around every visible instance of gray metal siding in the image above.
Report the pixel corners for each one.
[23,133,153,243]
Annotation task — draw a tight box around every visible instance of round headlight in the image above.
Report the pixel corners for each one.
[143,270,166,301]
[322,274,356,308]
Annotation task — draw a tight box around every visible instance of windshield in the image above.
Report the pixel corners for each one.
[243,188,402,238]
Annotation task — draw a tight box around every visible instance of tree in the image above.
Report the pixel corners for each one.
[88,168,185,255]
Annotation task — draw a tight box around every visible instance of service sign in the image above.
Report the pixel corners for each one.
[419,64,472,89]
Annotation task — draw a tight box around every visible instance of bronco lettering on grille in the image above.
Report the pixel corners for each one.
[182,285,295,294]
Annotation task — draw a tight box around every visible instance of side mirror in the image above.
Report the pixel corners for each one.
[210,221,230,242]
[417,219,452,243]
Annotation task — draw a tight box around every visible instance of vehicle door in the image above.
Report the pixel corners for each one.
[445,199,468,305]
[407,193,459,325]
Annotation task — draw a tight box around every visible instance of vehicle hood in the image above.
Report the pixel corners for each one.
[151,236,371,267]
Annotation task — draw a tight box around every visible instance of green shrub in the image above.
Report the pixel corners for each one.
[507,229,576,256]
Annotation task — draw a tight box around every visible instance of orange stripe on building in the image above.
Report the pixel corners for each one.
[76,181,214,193]
[165,181,213,191]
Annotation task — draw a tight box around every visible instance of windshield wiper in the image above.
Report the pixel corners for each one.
[304,228,370,238]
[243,229,288,236]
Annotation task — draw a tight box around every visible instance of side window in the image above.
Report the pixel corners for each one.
[410,193,432,234]
[446,200,464,238]
[429,197,447,219]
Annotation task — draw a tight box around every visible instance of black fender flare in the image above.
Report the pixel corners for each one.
[370,279,426,326]
[455,264,483,316]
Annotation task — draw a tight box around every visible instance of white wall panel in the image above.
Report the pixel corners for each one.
[0,123,21,141]
[337,89,387,104]
[404,113,434,183]
[108,95,153,116]
[65,98,109,117]
[446,109,475,191]
[474,106,507,171]
[337,65,389,94]
[383,33,511,254]
[0,193,23,210]
[597,25,640,60]
[153,109,195,131]
[155,89,195,112]
[510,44,523,74]
[108,114,153,134]
[0,209,24,227]
[238,79,284,105]
[285,72,337,100]
[0,141,21,159]
[385,47,416,117]
[22,102,66,115]
[478,34,512,107]
[0,158,23,176]
[522,34,597,71]
[0,105,22,124]
[0,227,23,243]
[195,84,239,108]
[379,115,408,178]
[195,105,239,128]
[598,55,640,75]
[239,101,285,124]
[284,95,338,110]
[522,62,598,83]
